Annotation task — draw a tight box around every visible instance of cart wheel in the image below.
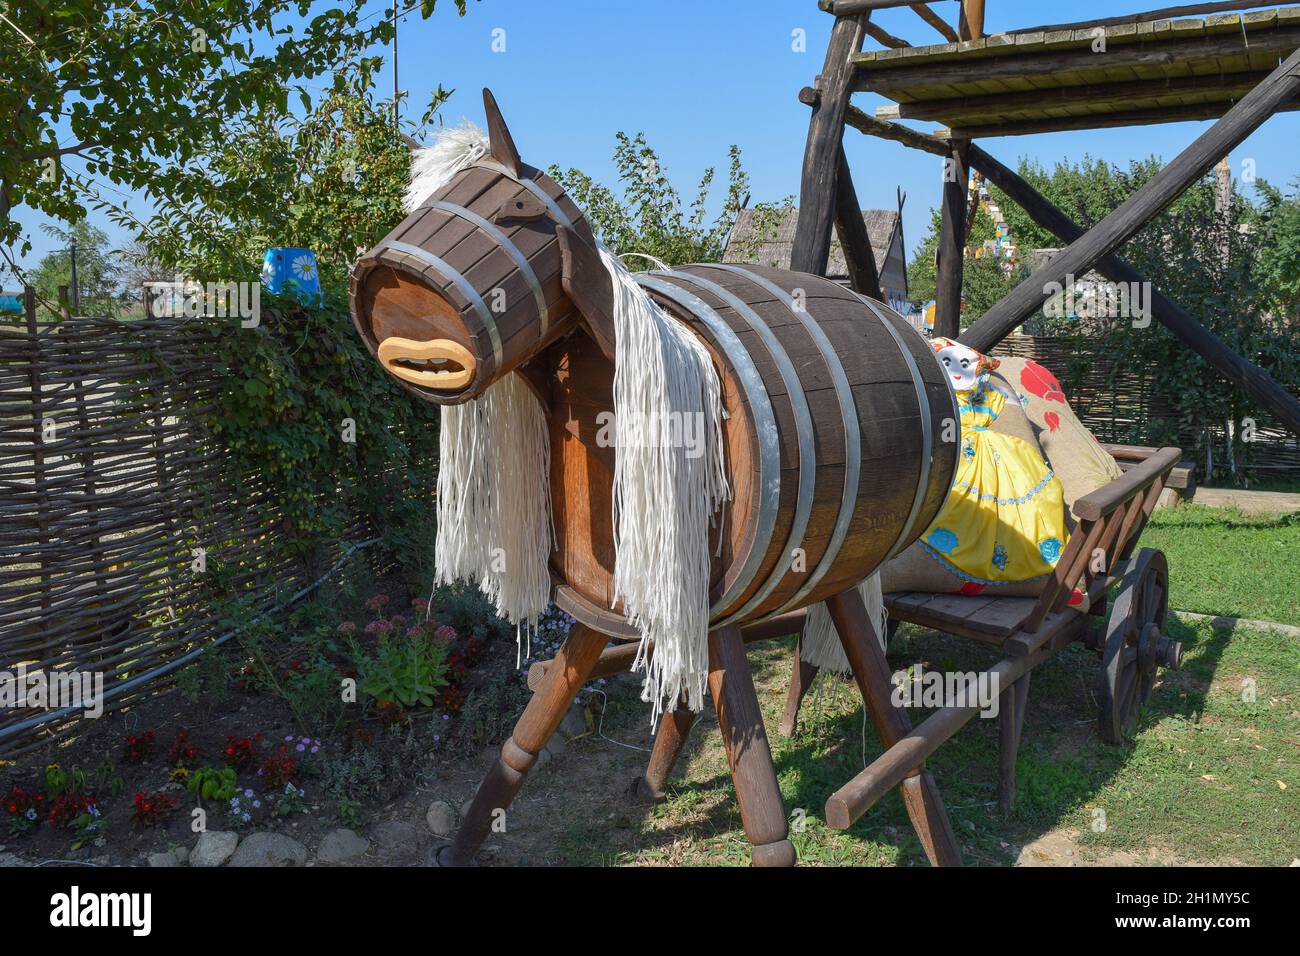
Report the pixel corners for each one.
[1096,548,1171,743]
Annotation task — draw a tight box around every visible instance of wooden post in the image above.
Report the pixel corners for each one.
[635,701,698,803]
[833,146,884,300]
[960,46,1300,353]
[964,143,1300,436]
[708,625,797,867]
[997,673,1031,813]
[825,588,963,865]
[25,288,52,619]
[779,634,820,737]
[934,138,970,338]
[958,0,986,41]
[791,11,867,275]
[441,623,609,865]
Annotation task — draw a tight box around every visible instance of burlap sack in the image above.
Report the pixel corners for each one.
[994,357,1122,516]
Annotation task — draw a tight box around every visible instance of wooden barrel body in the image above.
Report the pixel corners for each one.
[349,160,594,404]
[548,264,958,627]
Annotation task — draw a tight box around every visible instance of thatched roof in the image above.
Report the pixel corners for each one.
[722,207,901,278]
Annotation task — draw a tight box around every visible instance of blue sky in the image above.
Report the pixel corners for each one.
[11,0,1300,277]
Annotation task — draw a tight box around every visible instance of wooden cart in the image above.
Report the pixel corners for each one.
[782,444,1186,830]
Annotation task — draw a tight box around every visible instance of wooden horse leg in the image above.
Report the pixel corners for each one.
[998,673,1030,814]
[440,622,609,866]
[708,625,797,867]
[778,632,818,737]
[825,589,964,866]
[634,698,698,803]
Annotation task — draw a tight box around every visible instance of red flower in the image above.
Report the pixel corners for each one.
[1044,411,1061,433]
[1020,361,1067,404]
[131,790,178,826]
[122,729,157,764]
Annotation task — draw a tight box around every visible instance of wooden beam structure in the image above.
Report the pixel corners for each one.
[853,27,1300,94]
[865,21,911,48]
[911,2,961,42]
[933,138,970,337]
[877,71,1273,124]
[960,45,1300,352]
[958,0,986,39]
[945,95,1300,138]
[1013,0,1299,35]
[792,11,869,275]
[838,104,1300,435]
[822,0,957,11]
[965,144,1300,436]
[833,145,885,299]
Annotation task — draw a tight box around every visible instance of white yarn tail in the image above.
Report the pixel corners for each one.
[404,122,489,212]
[601,248,729,723]
[435,372,554,636]
[799,574,889,675]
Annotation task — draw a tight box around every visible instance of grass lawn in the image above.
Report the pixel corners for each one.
[527,502,1299,867]
[1142,504,1300,628]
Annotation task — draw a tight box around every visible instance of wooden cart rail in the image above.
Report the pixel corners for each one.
[825,446,1183,830]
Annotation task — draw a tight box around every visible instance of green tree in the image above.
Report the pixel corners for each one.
[1,0,471,265]
[983,154,1300,479]
[549,132,789,267]
[906,205,1012,324]
[29,220,123,318]
[1248,176,1300,323]
[139,69,421,288]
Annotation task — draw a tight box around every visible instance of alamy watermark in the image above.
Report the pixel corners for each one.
[595,410,709,460]
[891,663,1001,718]
[0,664,105,718]
[144,278,260,328]
[1043,273,1153,327]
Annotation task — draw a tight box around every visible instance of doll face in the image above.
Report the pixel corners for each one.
[936,342,983,391]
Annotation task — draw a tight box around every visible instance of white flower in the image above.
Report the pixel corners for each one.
[290,255,316,281]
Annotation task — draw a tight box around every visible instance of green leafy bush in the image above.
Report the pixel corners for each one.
[358,631,450,711]
[187,767,239,804]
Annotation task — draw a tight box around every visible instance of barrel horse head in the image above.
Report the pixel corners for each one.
[350,89,959,644]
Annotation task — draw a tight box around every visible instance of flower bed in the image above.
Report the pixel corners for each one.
[0,566,576,865]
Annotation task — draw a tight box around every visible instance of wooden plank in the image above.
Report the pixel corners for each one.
[885,70,1271,122]
[1011,1,1300,36]
[947,91,1300,136]
[853,26,1300,89]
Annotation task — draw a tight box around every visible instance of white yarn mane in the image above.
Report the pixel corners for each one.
[415,124,729,721]
[601,247,729,720]
[798,576,889,676]
[405,121,490,211]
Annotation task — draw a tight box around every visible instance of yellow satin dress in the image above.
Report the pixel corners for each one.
[921,378,1068,588]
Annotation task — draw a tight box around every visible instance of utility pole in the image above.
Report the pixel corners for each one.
[68,238,80,315]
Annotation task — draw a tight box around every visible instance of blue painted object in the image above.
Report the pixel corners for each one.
[261,248,321,301]
[0,293,23,315]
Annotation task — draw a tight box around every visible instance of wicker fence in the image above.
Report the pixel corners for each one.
[994,334,1300,480]
[0,301,399,758]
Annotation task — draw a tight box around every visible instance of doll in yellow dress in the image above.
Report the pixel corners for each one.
[922,338,1068,588]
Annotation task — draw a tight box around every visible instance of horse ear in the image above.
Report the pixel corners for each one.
[483,88,523,176]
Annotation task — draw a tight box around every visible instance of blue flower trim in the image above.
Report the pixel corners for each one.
[919,543,1051,587]
[951,469,1057,506]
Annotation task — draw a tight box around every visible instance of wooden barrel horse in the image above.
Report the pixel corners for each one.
[350,90,963,866]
